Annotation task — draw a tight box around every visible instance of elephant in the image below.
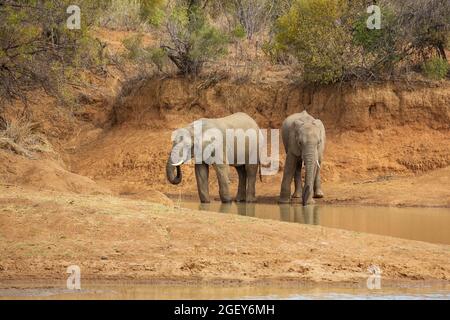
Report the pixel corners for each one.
[166,112,261,203]
[279,111,326,206]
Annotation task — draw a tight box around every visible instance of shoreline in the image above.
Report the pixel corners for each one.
[1,278,449,289]
[167,193,450,209]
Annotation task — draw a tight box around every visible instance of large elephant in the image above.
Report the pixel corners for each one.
[279,111,326,206]
[166,112,261,203]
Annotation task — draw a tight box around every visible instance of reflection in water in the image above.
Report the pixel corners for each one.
[2,282,450,300]
[279,204,320,225]
[197,203,320,224]
[183,201,450,245]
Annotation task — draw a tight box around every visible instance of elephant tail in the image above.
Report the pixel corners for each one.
[258,163,263,182]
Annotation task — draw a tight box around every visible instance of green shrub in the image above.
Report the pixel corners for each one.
[231,24,247,40]
[0,0,105,102]
[262,41,290,64]
[273,0,351,84]
[422,57,449,80]
[397,0,450,60]
[140,0,166,27]
[122,34,170,73]
[159,3,229,75]
[352,6,398,53]
[351,4,403,74]
[98,0,147,31]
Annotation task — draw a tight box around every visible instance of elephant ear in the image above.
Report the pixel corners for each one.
[313,119,326,151]
[288,120,304,157]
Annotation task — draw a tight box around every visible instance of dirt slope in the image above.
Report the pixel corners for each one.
[114,78,450,131]
[64,78,450,206]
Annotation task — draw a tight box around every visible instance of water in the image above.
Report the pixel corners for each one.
[1,282,449,300]
[180,201,450,245]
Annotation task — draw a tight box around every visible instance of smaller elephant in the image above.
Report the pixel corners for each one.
[279,111,326,206]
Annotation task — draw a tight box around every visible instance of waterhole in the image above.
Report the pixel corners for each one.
[180,201,450,245]
[1,282,449,300]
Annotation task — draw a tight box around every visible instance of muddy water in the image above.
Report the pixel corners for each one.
[180,202,450,245]
[1,282,450,300]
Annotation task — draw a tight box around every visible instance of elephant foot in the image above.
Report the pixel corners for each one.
[200,199,211,204]
[304,198,316,206]
[291,196,301,204]
[313,190,324,199]
[235,195,246,202]
[278,197,291,204]
[245,196,257,203]
[221,197,232,204]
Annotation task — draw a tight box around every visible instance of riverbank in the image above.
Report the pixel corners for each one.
[0,186,449,284]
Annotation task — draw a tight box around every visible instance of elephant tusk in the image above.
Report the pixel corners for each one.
[171,159,185,166]
[316,160,321,169]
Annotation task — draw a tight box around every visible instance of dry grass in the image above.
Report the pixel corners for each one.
[97,0,149,32]
[0,115,53,158]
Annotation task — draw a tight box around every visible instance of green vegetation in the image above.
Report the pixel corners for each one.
[273,0,351,83]
[159,2,228,75]
[0,0,449,102]
[0,0,106,103]
[422,57,449,80]
[267,0,449,83]
[98,0,146,30]
[98,0,166,30]
[140,0,166,27]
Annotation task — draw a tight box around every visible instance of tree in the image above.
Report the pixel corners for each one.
[273,0,352,83]
[140,0,166,27]
[396,0,450,60]
[159,1,228,75]
[0,0,105,103]
[229,0,276,40]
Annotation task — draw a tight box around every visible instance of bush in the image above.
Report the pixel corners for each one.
[228,0,276,40]
[231,24,247,40]
[422,57,449,80]
[351,3,403,74]
[98,0,147,31]
[262,41,290,64]
[269,0,450,82]
[0,115,53,158]
[122,34,170,73]
[98,0,166,30]
[0,0,106,103]
[273,0,351,84]
[159,3,229,75]
[396,0,450,60]
[140,0,166,27]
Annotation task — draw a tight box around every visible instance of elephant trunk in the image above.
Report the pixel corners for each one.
[302,144,317,206]
[166,157,182,185]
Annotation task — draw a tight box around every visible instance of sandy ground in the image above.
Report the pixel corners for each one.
[0,185,449,285]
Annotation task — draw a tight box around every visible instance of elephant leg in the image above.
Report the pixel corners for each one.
[292,159,303,202]
[195,163,210,203]
[245,164,258,203]
[313,161,324,198]
[279,153,297,203]
[213,164,232,203]
[235,165,247,202]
